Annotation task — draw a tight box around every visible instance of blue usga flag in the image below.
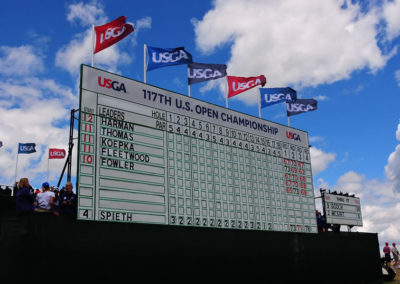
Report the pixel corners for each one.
[146,46,193,71]
[188,63,227,85]
[260,87,297,108]
[18,143,36,154]
[286,99,318,117]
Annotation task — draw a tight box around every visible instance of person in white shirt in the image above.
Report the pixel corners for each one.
[34,182,55,213]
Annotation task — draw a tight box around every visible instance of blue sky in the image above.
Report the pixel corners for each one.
[1,0,400,248]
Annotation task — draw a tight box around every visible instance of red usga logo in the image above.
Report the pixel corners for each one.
[98,76,127,93]
[286,131,301,141]
[50,151,65,158]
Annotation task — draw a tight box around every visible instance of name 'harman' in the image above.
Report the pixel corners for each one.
[101,117,134,132]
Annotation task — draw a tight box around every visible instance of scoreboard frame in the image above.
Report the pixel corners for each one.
[77,64,318,233]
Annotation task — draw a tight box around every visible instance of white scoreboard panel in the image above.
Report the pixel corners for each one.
[323,193,363,226]
[77,65,318,233]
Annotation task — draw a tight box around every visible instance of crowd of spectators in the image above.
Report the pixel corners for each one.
[0,185,12,196]
[14,177,76,217]
[383,242,400,268]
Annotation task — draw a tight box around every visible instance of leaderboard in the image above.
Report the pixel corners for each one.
[323,193,363,226]
[77,65,318,233]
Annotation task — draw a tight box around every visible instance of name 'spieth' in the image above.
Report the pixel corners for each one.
[152,49,190,64]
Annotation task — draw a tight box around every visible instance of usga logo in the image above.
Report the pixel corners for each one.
[152,49,190,63]
[99,26,126,44]
[286,131,301,141]
[232,78,264,91]
[287,102,316,112]
[189,68,223,79]
[98,76,126,93]
[266,93,294,103]
[50,151,65,158]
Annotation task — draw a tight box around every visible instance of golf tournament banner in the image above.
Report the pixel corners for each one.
[77,64,317,233]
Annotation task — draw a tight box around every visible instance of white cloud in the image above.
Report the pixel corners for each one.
[131,17,152,47]
[385,144,400,193]
[395,70,400,87]
[337,171,365,195]
[342,84,365,95]
[194,0,395,104]
[314,170,400,249]
[384,122,400,193]
[0,46,44,76]
[383,0,400,40]
[67,1,107,27]
[310,146,336,176]
[309,136,325,143]
[314,95,329,101]
[0,75,77,187]
[55,27,132,75]
[313,122,400,247]
[56,2,132,75]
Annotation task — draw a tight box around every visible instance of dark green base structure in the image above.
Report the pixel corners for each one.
[0,197,382,283]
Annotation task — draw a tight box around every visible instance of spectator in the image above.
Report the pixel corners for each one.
[15,178,35,212]
[392,243,399,268]
[384,242,392,266]
[53,188,61,216]
[34,182,55,213]
[316,210,326,233]
[60,182,76,216]
[4,186,11,196]
[59,186,65,197]
[330,224,341,232]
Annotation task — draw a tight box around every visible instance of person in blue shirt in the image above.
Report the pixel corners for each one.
[15,177,35,212]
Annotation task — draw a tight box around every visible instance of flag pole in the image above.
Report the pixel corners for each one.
[91,25,95,67]
[47,149,50,181]
[225,78,229,109]
[286,103,291,127]
[144,44,147,83]
[258,88,261,118]
[14,152,19,183]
